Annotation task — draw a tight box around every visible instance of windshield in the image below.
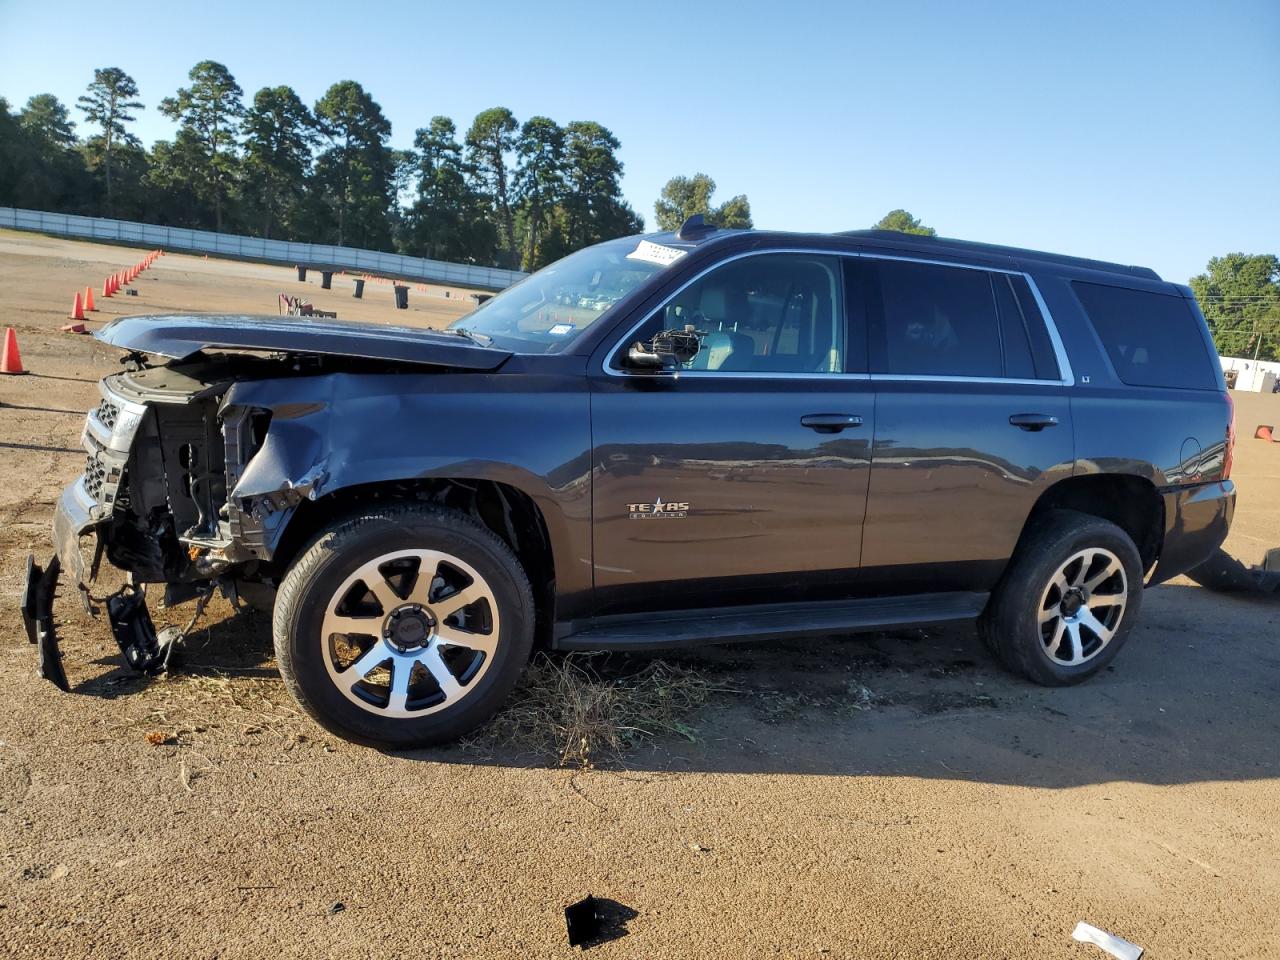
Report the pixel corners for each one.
[448,237,684,353]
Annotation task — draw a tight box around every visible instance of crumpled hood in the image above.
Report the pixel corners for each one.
[94,314,511,370]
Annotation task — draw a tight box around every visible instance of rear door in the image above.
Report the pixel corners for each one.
[587,250,875,615]
[856,256,1076,594]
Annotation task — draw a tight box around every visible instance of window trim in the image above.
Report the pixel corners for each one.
[601,247,1075,386]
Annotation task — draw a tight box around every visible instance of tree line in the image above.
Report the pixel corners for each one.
[0,60,958,274]
[0,62,647,271]
[4,62,1271,358]
[1192,255,1280,362]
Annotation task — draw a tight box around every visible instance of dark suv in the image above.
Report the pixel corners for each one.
[23,219,1236,747]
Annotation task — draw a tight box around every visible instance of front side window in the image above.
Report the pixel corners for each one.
[619,253,846,374]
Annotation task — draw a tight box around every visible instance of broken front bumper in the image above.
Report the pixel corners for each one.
[53,476,101,587]
[25,465,183,691]
[20,553,67,691]
[21,478,103,692]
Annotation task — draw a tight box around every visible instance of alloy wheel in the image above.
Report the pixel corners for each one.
[320,549,501,717]
[1037,547,1128,666]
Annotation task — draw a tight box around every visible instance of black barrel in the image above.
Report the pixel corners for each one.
[296,265,306,282]
[393,284,408,309]
[352,278,365,299]
[321,271,333,290]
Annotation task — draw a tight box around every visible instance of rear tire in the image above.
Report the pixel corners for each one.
[273,503,535,748]
[979,510,1143,686]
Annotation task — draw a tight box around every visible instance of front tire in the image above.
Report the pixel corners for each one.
[979,510,1143,686]
[273,504,535,748]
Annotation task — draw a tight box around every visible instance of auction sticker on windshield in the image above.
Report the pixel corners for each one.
[626,240,688,267]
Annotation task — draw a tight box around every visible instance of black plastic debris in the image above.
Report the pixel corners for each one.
[21,553,67,691]
[1187,546,1280,594]
[564,895,600,948]
[563,896,637,949]
[107,587,172,675]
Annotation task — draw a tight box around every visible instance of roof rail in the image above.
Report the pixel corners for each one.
[836,229,1161,281]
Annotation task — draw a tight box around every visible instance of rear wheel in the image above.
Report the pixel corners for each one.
[979,510,1143,686]
[274,504,535,747]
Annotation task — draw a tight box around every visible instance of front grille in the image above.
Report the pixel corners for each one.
[97,397,120,430]
[82,384,138,509]
[84,454,108,501]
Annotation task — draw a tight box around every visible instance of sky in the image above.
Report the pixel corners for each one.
[1,0,1277,283]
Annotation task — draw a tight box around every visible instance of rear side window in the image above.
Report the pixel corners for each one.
[1009,275,1061,380]
[867,260,1059,379]
[1072,281,1217,390]
[993,274,1036,378]
[870,260,1003,377]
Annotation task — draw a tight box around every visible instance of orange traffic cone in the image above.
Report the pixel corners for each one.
[69,291,84,320]
[1,327,25,374]
[84,286,96,312]
[61,322,89,334]
[103,277,113,298]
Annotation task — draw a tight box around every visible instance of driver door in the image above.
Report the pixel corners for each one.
[587,251,875,616]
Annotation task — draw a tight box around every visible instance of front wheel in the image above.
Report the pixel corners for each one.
[273,504,535,748]
[979,510,1144,686]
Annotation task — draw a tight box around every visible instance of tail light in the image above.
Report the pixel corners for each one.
[1222,391,1236,481]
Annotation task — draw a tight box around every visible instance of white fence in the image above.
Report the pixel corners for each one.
[0,207,526,291]
[1222,355,1280,392]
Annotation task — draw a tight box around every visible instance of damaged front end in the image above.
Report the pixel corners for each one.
[27,358,280,688]
[28,314,514,690]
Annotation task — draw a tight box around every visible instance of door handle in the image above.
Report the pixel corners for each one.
[1009,413,1059,431]
[801,413,864,433]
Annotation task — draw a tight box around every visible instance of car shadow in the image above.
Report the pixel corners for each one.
[56,578,1280,788]
[405,581,1280,788]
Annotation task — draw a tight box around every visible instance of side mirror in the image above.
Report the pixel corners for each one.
[624,325,703,375]
[626,342,678,372]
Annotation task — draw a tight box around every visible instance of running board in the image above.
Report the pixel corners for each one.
[554,591,989,652]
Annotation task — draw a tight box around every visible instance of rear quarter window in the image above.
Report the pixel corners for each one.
[1072,281,1217,390]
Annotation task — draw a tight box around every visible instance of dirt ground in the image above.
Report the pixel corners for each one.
[1,230,1278,959]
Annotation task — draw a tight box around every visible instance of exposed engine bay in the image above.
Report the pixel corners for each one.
[89,355,285,587]
[25,353,307,685]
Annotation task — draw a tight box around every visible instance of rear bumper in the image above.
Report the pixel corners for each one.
[1150,479,1236,585]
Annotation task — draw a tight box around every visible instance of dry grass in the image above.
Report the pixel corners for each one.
[469,653,719,767]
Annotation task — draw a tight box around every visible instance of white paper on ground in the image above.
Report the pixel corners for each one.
[1072,921,1144,960]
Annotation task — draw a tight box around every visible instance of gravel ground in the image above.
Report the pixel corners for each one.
[1,230,1278,959]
